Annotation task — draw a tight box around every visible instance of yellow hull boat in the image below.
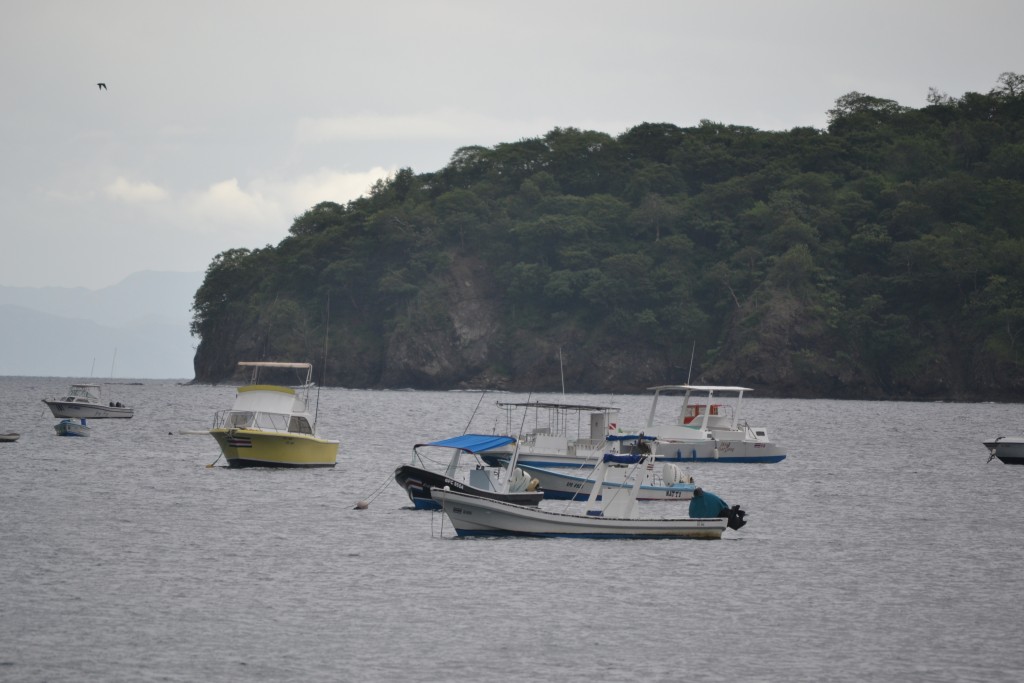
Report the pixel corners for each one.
[210,428,338,467]
[209,362,339,468]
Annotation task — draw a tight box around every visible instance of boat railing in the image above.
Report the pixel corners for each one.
[567,438,605,458]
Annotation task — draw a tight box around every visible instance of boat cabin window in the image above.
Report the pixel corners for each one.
[254,412,290,431]
[288,416,313,434]
[228,412,255,428]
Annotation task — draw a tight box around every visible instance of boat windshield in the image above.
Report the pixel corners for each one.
[68,385,101,401]
[216,410,310,434]
[226,411,256,428]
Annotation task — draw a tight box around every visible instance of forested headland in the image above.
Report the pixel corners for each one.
[190,73,1024,400]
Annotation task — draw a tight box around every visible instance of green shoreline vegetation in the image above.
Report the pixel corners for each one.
[190,73,1024,400]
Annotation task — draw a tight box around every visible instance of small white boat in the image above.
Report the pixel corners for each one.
[209,361,339,468]
[54,419,90,437]
[518,461,696,501]
[434,453,730,539]
[985,436,1024,465]
[43,383,134,419]
[613,385,786,464]
[0,432,21,443]
[394,434,544,510]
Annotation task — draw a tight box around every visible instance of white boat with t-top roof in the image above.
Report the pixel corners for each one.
[477,400,620,468]
[43,383,133,419]
[612,384,785,464]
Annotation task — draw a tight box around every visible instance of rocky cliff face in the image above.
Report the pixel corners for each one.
[379,256,503,389]
[368,259,675,392]
[191,253,1021,399]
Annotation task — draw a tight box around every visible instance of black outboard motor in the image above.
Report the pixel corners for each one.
[725,504,746,530]
[690,487,747,530]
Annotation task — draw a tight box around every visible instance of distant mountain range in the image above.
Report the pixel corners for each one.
[0,271,203,379]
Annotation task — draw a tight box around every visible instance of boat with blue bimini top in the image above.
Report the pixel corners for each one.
[394,434,544,510]
[434,453,736,539]
[612,385,786,464]
[209,361,338,468]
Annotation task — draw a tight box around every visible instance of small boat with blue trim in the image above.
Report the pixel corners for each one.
[54,418,90,437]
[434,453,732,539]
[209,361,338,468]
[394,434,544,510]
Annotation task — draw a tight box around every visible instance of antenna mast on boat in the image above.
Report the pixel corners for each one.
[559,347,565,401]
[686,340,696,384]
[314,295,329,430]
[110,348,117,379]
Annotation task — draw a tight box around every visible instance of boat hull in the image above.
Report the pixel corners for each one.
[0,433,20,443]
[434,489,725,539]
[43,400,134,419]
[54,420,90,437]
[394,465,544,510]
[985,437,1024,465]
[210,429,338,468]
[649,439,786,464]
[518,464,694,501]
[482,438,786,468]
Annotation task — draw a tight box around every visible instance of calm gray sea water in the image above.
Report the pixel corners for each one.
[1,376,1023,682]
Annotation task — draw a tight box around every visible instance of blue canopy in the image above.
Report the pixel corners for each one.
[605,434,655,442]
[602,453,644,465]
[415,434,516,453]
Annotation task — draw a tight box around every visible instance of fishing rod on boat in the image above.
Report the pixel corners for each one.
[462,390,488,435]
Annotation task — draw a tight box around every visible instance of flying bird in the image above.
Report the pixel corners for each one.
[97,83,107,90]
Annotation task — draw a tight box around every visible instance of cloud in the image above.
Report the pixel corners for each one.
[182,178,285,239]
[262,167,393,214]
[105,176,169,203]
[179,167,393,240]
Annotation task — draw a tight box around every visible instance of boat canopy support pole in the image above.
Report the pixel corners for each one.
[584,459,610,515]
[698,390,712,432]
[645,390,661,429]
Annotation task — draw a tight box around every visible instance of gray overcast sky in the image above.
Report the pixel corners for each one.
[2,0,1020,289]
